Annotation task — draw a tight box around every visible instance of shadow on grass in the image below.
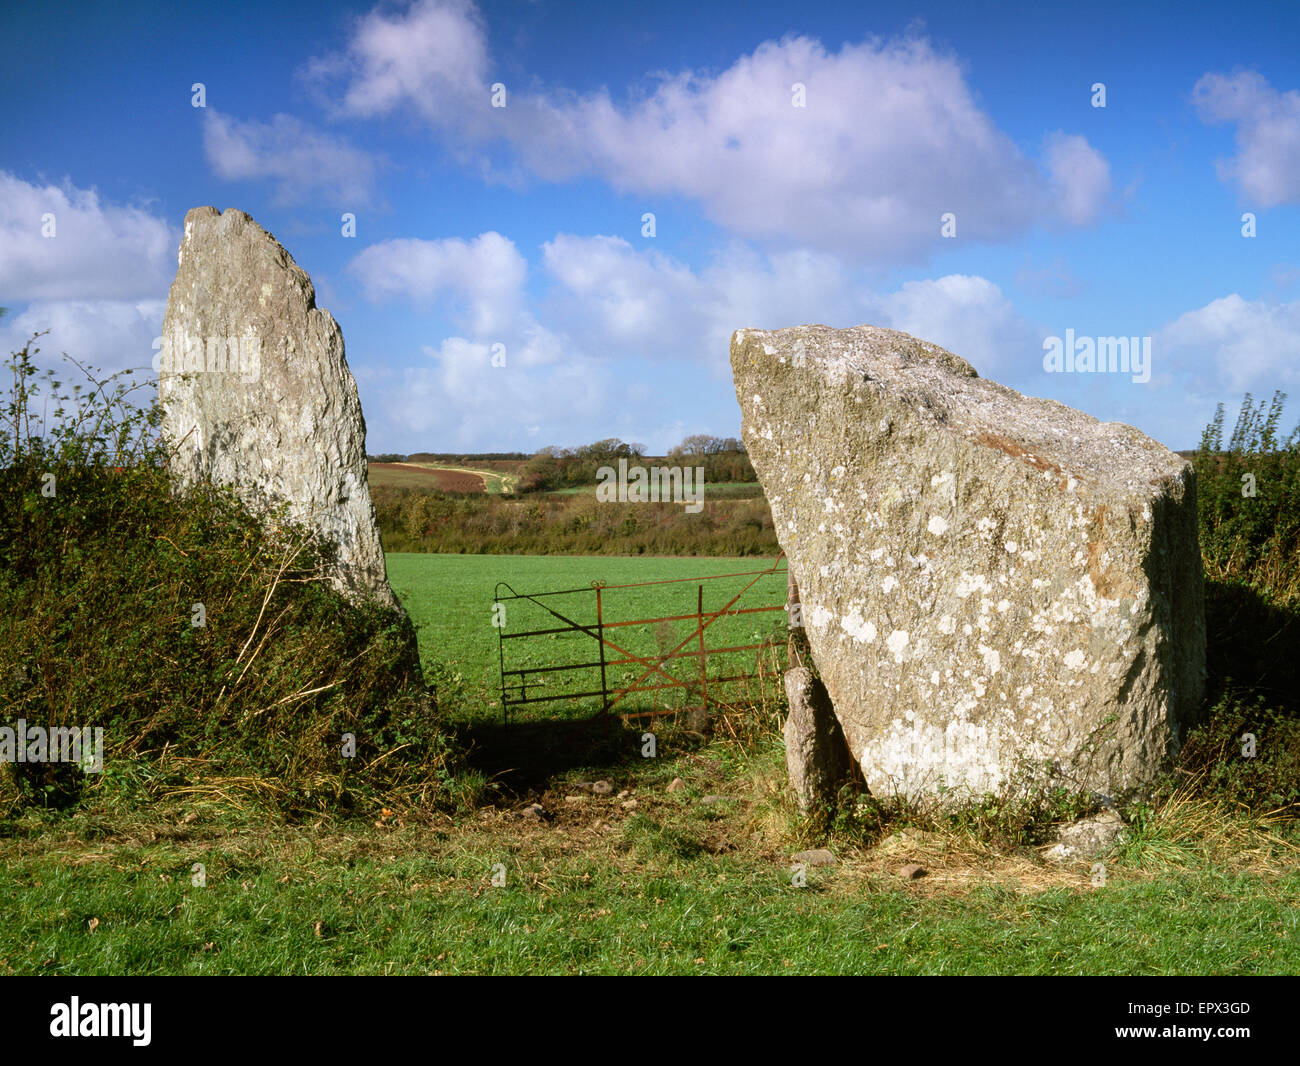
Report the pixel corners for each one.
[451,713,648,797]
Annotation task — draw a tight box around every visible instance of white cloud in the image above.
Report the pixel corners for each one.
[303,0,489,127]
[0,300,166,401]
[867,275,1038,378]
[540,234,1033,377]
[1157,293,1300,393]
[378,333,614,450]
[357,225,1042,451]
[1192,71,1300,207]
[1043,132,1112,226]
[0,172,175,301]
[202,110,381,206]
[347,231,526,335]
[541,234,871,364]
[306,1,1109,257]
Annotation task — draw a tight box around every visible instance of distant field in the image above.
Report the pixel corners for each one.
[544,481,764,499]
[385,552,788,722]
[368,462,518,494]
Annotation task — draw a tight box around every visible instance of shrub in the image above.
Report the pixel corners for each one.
[0,333,455,817]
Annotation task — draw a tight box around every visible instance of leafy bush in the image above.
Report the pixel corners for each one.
[372,486,779,556]
[1178,392,1300,815]
[1,333,455,817]
[1194,390,1300,605]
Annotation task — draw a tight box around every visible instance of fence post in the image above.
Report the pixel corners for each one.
[498,590,508,725]
[787,570,809,667]
[596,585,610,714]
[697,583,709,718]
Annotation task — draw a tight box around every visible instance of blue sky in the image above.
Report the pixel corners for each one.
[2,0,1298,454]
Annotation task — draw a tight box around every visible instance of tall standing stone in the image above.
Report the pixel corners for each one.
[732,324,1205,805]
[159,207,402,615]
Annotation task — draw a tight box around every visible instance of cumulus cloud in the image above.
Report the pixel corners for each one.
[202,110,382,206]
[375,333,617,451]
[303,0,489,126]
[1192,70,1300,207]
[540,234,1035,377]
[1157,293,1300,393]
[304,0,1109,257]
[0,299,166,401]
[0,172,175,301]
[347,231,526,335]
[540,234,875,368]
[867,275,1039,377]
[1043,133,1112,225]
[356,224,1043,450]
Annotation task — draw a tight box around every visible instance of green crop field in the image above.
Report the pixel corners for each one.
[385,552,790,722]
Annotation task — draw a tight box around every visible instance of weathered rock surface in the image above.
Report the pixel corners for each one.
[791,848,837,867]
[159,207,401,614]
[1042,810,1126,863]
[732,324,1205,805]
[783,666,853,812]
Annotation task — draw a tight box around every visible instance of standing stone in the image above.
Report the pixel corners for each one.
[784,665,853,812]
[159,207,401,614]
[732,324,1205,805]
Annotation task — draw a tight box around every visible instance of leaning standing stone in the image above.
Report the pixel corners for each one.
[732,324,1205,806]
[159,207,402,615]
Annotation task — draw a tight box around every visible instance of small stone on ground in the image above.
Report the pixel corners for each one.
[792,848,837,866]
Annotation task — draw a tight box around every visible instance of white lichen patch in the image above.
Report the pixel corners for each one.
[840,606,877,644]
[1063,649,1087,670]
[886,629,910,662]
[955,572,993,598]
[927,514,950,536]
[978,643,1002,675]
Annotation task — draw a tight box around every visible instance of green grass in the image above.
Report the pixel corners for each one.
[6,333,1299,975]
[2,792,1297,975]
[4,549,1299,975]
[386,552,789,722]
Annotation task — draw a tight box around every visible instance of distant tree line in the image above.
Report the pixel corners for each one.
[406,452,531,463]
[517,434,754,493]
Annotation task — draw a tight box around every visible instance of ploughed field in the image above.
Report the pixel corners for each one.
[369,463,489,493]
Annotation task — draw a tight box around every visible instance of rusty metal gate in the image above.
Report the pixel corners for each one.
[494,556,789,724]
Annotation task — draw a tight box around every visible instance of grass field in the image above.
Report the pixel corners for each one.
[3,550,1299,975]
[7,331,1298,975]
[385,552,790,722]
[2,807,1297,974]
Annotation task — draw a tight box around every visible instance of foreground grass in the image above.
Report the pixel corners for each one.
[3,734,1297,976]
[2,822,1296,975]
